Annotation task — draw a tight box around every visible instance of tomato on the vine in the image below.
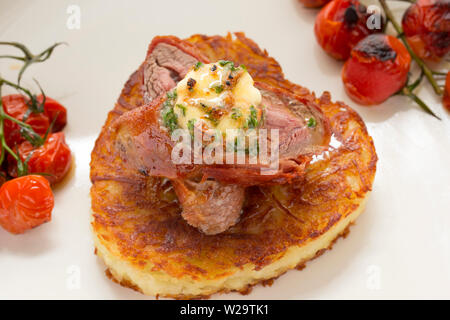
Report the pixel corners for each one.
[298,0,331,8]
[0,175,54,234]
[1,94,50,146]
[0,171,6,187]
[314,0,383,60]
[8,132,72,185]
[402,0,450,61]
[444,72,450,112]
[37,95,67,132]
[342,34,411,105]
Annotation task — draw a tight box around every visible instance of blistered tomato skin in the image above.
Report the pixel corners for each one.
[342,34,411,105]
[402,0,450,61]
[298,0,331,8]
[0,175,54,234]
[314,0,383,60]
[37,95,67,132]
[9,132,72,184]
[444,72,450,111]
[1,94,50,147]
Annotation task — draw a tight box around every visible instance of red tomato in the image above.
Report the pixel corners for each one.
[342,34,411,105]
[0,175,53,234]
[0,171,6,187]
[37,95,67,132]
[1,94,50,147]
[444,72,450,112]
[298,0,331,8]
[314,0,383,60]
[402,0,450,61]
[9,132,72,185]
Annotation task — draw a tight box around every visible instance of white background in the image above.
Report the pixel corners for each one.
[0,0,449,299]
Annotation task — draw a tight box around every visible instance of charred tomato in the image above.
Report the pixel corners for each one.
[298,0,331,8]
[37,95,67,132]
[0,175,54,234]
[1,94,50,147]
[342,34,411,105]
[444,72,450,111]
[8,132,72,185]
[314,0,383,60]
[402,0,450,61]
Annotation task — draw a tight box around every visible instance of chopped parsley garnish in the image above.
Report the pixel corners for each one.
[218,60,233,67]
[307,117,317,128]
[176,104,186,116]
[187,119,196,136]
[246,105,259,129]
[231,108,242,120]
[161,104,178,133]
[213,85,224,94]
[194,61,203,71]
[166,90,177,101]
[240,64,247,71]
[161,90,179,133]
[218,60,239,71]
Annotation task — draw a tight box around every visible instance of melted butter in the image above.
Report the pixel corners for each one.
[173,62,262,133]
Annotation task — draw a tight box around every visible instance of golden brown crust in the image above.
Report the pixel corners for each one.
[90,32,377,298]
[103,223,353,300]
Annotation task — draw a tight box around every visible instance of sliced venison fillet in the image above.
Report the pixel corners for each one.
[172,179,245,235]
[143,37,208,103]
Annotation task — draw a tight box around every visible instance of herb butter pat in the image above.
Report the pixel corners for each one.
[173,61,262,133]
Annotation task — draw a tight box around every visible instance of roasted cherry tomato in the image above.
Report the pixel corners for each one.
[402,0,450,61]
[342,34,411,105]
[9,132,72,185]
[0,175,53,234]
[314,0,383,60]
[1,94,50,147]
[0,171,6,187]
[444,72,450,111]
[298,0,331,8]
[37,95,67,132]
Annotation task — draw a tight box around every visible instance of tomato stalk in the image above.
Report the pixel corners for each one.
[401,86,441,120]
[0,41,65,84]
[432,71,447,76]
[399,71,441,119]
[0,41,63,174]
[379,0,443,95]
[0,78,46,146]
[0,85,22,167]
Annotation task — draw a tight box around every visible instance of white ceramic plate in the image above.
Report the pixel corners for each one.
[0,0,449,299]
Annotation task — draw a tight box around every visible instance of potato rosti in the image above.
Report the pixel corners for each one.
[90,33,377,299]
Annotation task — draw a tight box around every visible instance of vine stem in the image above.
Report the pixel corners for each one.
[401,87,441,120]
[0,86,19,164]
[0,86,4,165]
[0,41,65,84]
[379,0,443,95]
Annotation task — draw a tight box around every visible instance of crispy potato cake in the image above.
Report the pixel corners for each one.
[90,33,377,299]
